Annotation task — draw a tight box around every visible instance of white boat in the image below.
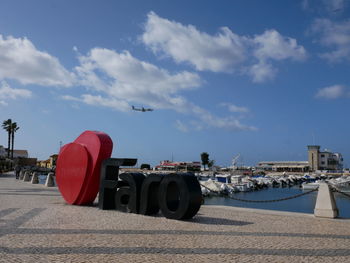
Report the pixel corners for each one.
[200,179,222,194]
[328,177,350,192]
[302,182,319,190]
[235,183,251,192]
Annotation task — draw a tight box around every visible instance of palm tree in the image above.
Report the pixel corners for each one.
[10,122,19,159]
[200,152,209,170]
[2,119,12,158]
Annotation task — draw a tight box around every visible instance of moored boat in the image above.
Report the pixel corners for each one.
[301,181,319,190]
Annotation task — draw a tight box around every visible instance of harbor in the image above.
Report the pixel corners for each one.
[198,171,350,195]
[2,172,350,262]
[205,185,350,218]
[11,143,350,219]
[1,1,350,261]
[12,168,350,218]
[1,139,350,261]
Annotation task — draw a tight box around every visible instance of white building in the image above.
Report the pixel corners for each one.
[258,161,309,172]
[258,145,344,172]
[308,145,343,171]
[318,150,343,171]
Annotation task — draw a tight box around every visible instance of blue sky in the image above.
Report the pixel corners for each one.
[0,0,349,167]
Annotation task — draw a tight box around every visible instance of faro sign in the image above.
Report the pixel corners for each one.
[56,131,202,220]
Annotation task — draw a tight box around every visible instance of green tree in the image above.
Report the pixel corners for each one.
[10,122,19,159]
[2,119,12,158]
[200,152,209,170]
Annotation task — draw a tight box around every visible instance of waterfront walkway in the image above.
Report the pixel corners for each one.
[1,173,350,262]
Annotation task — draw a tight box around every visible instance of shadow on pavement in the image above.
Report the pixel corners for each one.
[189,215,253,226]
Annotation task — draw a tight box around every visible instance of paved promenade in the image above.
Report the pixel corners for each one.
[1,173,350,262]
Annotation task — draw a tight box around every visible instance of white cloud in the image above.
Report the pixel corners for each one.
[310,19,350,62]
[0,34,74,87]
[248,30,306,82]
[62,94,130,112]
[74,48,201,112]
[315,84,346,99]
[0,81,32,105]
[68,47,255,131]
[302,0,346,13]
[220,102,249,113]
[198,114,256,131]
[175,120,189,132]
[323,0,345,12]
[301,0,310,10]
[0,30,256,132]
[141,12,306,83]
[188,105,256,131]
[142,11,246,73]
[247,61,277,83]
[252,30,307,61]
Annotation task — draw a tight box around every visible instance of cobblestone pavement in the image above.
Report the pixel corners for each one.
[1,173,350,262]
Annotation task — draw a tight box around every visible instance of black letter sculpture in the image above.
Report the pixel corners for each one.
[139,174,163,215]
[115,173,145,213]
[98,158,137,210]
[158,173,202,220]
[99,158,202,220]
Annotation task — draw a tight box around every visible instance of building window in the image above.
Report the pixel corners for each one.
[328,160,337,165]
[321,161,325,165]
[321,154,325,158]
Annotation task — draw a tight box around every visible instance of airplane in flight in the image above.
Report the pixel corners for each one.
[132,105,154,112]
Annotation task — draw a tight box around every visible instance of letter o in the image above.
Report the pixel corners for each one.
[158,174,202,220]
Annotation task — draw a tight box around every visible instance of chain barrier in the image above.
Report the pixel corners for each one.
[200,182,319,203]
[227,188,319,203]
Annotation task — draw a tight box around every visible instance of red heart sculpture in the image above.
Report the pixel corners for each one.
[56,131,113,205]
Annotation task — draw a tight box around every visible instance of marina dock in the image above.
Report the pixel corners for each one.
[1,173,350,262]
